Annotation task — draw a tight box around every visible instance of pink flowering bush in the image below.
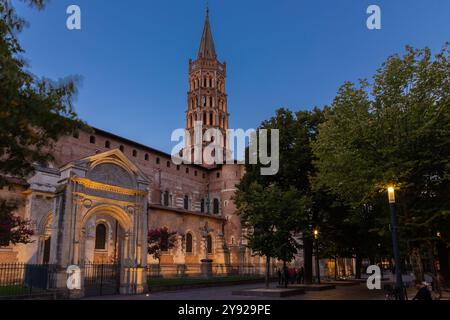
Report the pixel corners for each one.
[147,227,177,264]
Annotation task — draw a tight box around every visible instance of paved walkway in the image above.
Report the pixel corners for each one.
[85,282,388,300]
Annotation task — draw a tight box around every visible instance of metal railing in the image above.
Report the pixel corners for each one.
[0,263,57,299]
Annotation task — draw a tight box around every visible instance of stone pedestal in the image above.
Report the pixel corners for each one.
[201,259,213,279]
[55,267,84,299]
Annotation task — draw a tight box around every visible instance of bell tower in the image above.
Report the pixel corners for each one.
[185,7,229,165]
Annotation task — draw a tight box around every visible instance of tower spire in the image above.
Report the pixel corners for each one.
[186,6,229,166]
[198,5,216,60]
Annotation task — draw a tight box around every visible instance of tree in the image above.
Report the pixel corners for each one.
[238,108,333,283]
[235,182,301,288]
[147,227,178,266]
[0,0,84,246]
[313,44,450,284]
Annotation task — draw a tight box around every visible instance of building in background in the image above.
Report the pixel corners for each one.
[0,9,266,295]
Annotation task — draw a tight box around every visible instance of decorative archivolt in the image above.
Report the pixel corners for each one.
[71,177,146,196]
[37,211,53,236]
[81,204,133,232]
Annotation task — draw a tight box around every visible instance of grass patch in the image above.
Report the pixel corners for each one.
[147,276,263,287]
[0,285,30,297]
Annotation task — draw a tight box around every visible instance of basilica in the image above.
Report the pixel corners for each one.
[0,10,266,294]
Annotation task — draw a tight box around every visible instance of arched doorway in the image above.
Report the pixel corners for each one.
[42,237,51,264]
[80,205,132,297]
[38,212,53,265]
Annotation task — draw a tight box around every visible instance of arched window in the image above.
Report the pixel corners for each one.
[186,233,193,253]
[105,140,111,148]
[184,195,189,210]
[132,150,137,157]
[163,191,169,207]
[200,199,205,213]
[161,231,169,252]
[207,235,213,254]
[213,199,220,214]
[90,136,96,144]
[119,145,125,152]
[43,237,51,264]
[95,224,107,250]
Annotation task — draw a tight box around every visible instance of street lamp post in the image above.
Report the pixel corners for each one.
[314,229,320,284]
[388,187,405,300]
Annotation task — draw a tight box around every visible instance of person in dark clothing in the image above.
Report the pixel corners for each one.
[283,265,289,288]
[277,268,282,285]
[290,268,297,284]
[297,267,305,284]
[412,282,432,301]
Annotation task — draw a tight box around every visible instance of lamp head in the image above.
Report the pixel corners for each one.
[388,186,396,204]
[314,229,319,239]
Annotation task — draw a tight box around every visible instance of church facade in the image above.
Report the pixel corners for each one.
[0,10,265,294]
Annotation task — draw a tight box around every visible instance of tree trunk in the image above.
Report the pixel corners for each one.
[334,257,338,280]
[342,258,346,277]
[410,247,424,282]
[437,241,450,288]
[265,256,271,289]
[355,255,363,279]
[303,237,313,284]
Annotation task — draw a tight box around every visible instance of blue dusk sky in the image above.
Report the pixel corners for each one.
[14,0,450,153]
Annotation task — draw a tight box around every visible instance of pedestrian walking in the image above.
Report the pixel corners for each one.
[283,265,289,288]
[297,266,305,284]
[277,268,282,285]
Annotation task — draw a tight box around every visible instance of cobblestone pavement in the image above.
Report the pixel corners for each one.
[85,282,390,300]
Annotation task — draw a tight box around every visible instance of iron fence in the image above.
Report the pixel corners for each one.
[84,263,121,297]
[0,263,57,299]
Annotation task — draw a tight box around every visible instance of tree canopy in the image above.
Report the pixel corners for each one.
[0,0,84,246]
[313,44,450,281]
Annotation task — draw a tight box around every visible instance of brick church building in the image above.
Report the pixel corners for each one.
[0,9,266,294]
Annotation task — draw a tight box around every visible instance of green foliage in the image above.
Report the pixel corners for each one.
[0,0,84,246]
[313,44,450,249]
[235,108,333,278]
[235,182,303,262]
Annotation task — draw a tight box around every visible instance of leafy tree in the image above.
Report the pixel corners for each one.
[236,108,334,283]
[147,227,178,265]
[313,45,450,284]
[0,0,84,246]
[235,182,301,288]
